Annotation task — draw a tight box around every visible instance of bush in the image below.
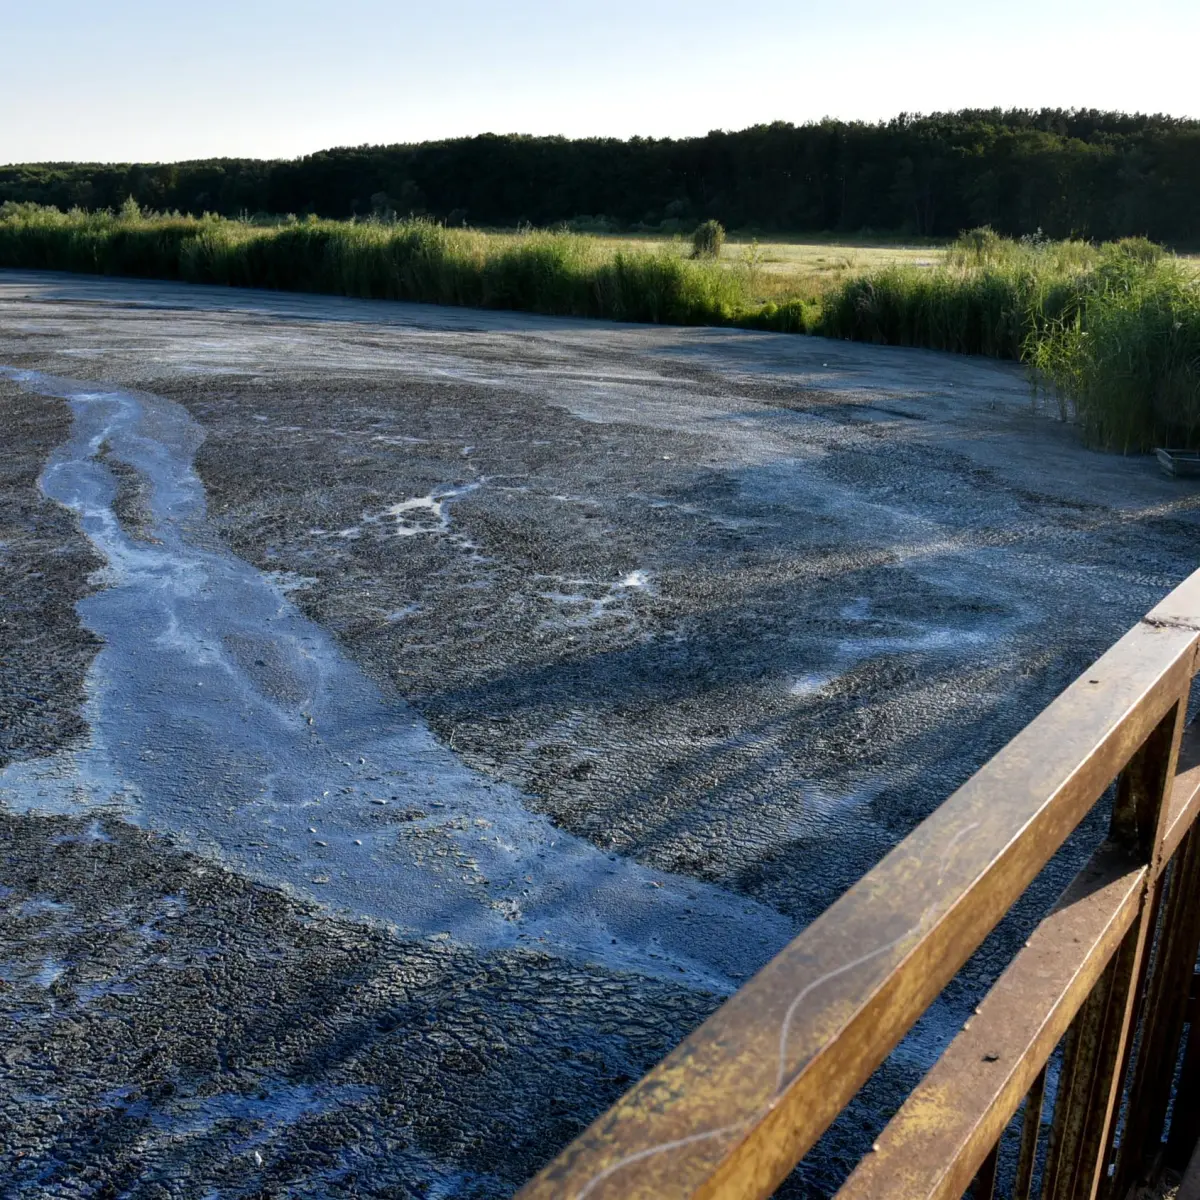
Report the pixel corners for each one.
[953,226,1006,265]
[691,219,725,259]
[1028,246,1200,450]
[818,229,1200,450]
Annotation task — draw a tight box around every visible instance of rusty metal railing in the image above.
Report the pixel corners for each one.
[518,570,1200,1200]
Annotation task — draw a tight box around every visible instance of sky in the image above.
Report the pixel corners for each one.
[5,0,1199,164]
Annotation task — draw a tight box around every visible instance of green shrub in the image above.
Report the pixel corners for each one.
[951,226,1007,266]
[1028,248,1200,451]
[1105,236,1164,267]
[691,219,725,259]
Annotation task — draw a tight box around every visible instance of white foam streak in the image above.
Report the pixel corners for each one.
[0,367,794,993]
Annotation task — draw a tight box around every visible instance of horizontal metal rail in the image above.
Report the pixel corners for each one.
[518,570,1200,1200]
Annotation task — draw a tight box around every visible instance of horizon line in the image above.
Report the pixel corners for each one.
[5,105,1199,171]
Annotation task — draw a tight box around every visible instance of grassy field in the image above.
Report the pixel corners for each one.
[1,202,1197,453]
[575,232,946,308]
[600,234,945,281]
[608,232,1200,290]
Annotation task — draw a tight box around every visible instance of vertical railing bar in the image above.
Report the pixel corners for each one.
[1166,1013,1200,1170]
[970,1139,1000,1200]
[1072,923,1147,1198]
[1014,1063,1049,1200]
[1073,698,1188,1199]
[1164,964,1200,1170]
[1096,872,1172,1200]
[1043,977,1111,1200]
[1109,823,1200,1196]
[1043,699,1188,1200]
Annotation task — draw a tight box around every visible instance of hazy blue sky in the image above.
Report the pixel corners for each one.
[5,0,1198,163]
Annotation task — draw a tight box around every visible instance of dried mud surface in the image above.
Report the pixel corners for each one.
[1,809,714,1199]
[0,377,101,768]
[2,271,1199,1198]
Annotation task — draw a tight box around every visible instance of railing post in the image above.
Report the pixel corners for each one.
[1108,820,1200,1195]
[1166,971,1200,1171]
[1013,1065,1049,1200]
[1043,699,1188,1200]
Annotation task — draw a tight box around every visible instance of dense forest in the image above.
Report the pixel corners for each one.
[4,110,1200,243]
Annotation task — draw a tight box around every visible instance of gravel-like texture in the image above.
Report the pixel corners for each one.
[0,377,101,768]
[166,334,1199,922]
[97,440,159,543]
[2,271,1199,1198]
[0,809,715,1199]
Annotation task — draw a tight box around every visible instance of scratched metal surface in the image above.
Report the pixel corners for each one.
[518,597,1200,1199]
[838,720,1200,1200]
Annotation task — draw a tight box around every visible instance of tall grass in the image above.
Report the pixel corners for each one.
[1027,240,1200,451]
[814,228,1096,359]
[0,202,747,326]
[2,204,1197,452]
[816,229,1200,450]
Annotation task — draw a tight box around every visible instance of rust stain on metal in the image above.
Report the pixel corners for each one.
[835,847,1144,1200]
[516,571,1200,1200]
[1013,1063,1048,1200]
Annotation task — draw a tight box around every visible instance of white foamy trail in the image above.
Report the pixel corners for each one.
[0,367,796,991]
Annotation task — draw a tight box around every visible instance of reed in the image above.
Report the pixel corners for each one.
[2,205,1196,452]
[1026,240,1200,451]
[815,230,1200,449]
[813,231,1095,359]
[0,203,747,326]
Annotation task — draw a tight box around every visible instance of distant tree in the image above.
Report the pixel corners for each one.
[369,191,396,221]
[691,219,725,258]
[3,111,1200,243]
[397,180,425,216]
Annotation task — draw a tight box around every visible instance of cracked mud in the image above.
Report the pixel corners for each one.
[2,272,1199,1198]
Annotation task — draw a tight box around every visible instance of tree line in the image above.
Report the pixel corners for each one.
[4,109,1200,244]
